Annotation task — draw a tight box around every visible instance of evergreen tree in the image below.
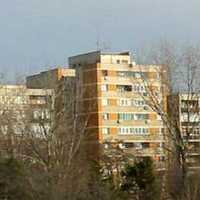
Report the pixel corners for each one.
[121,157,159,200]
[0,157,32,200]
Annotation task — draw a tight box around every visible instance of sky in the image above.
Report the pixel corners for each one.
[0,0,200,81]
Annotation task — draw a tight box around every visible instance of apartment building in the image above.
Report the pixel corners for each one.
[26,67,75,89]
[0,85,52,137]
[69,51,167,167]
[26,67,77,147]
[168,93,200,169]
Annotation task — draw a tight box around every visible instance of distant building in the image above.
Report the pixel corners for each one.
[26,67,75,89]
[0,85,52,137]
[168,93,200,169]
[26,67,76,136]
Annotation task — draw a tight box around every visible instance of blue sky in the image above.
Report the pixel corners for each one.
[0,0,200,80]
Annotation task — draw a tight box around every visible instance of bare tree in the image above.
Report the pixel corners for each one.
[138,43,200,200]
[20,76,95,199]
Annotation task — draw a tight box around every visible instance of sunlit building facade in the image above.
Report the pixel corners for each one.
[69,51,167,168]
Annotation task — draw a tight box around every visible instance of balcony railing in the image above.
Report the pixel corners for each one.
[124,147,164,156]
[187,149,200,155]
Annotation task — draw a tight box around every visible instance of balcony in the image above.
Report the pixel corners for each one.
[183,135,200,142]
[114,134,164,142]
[181,107,199,113]
[187,149,200,156]
[102,119,163,127]
[123,147,164,156]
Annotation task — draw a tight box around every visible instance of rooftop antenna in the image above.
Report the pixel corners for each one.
[102,41,111,52]
[96,31,101,51]
[95,27,111,51]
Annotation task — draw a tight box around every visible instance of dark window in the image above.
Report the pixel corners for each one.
[102,70,108,76]
[142,143,150,148]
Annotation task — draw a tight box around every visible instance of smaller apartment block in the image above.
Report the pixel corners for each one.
[26,67,75,89]
[0,85,52,139]
[168,94,200,169]
[26,67,76,132]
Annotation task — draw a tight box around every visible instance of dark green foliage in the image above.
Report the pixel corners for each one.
[121,157,159,200]
[0,157,32,200]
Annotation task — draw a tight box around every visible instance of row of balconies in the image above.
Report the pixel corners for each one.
[187,148,200,156]
[101,76,162,85]
[102,119,163,126]
[124,147,165,156]
[103,134,164,142]
[101,105,152,113]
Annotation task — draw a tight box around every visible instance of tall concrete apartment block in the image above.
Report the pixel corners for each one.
[69,51,166,165]
[168,94,200,169]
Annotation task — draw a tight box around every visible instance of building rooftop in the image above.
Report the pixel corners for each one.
[27,67,74,78]
[69,50,131,58]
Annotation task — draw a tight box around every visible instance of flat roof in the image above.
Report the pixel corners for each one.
[69,50,131,58]
[27,67,73,78]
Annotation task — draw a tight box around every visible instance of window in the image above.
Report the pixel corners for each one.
[117,71,146,78]
[31,123,50,137]
[33,109,50,120]
[101,84,108,92]
[33,110,40,119]
[118,98,132,106]
[14,96,24,104]
[1,125,8,134]
[118,113,148,121]
[102,128,109,134]
[117,85,132,92]
[117,71,132,77]
[102,70,108,76]
[159,128,164,135]
[117,71,127,77]
[134,114,148,120]
[119,143,134,149]
[31,124,41,133]
[134,143,142,149]
[142,143,150,148]
[30,95,47,104]
[16,110,26,119]
[157,114,162,120]
[124,85,132,91]
[132,84,146,93]
[134,72,141,78]
[102,113,109,120]
[118,127,149,135]
[132,100,146,107]
[124,143,134,148]
[102,99,108,106]
[45,109,50,119]
[13,125,24,135]
[116,59,120,64]
[121,60,128,64]
[118,113,133,120]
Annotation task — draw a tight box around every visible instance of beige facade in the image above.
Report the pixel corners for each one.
[26,67,75,89]
[69,51,166,167]
[20,51,167,168]
[168,93,200,169]
[0,85,52,137]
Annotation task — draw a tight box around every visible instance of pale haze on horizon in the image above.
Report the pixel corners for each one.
[0,0,200,81]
